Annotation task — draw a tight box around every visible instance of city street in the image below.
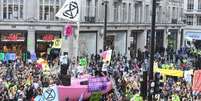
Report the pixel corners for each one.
[0,0,201,101]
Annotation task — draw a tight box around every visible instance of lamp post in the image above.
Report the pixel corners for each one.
[148,0,157,100]
[103,0,108,51]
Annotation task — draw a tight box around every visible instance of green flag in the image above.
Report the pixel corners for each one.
[0,53,5,61]
[79,58,87,67]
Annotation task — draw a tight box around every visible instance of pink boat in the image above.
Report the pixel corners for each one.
[58,76,113,101]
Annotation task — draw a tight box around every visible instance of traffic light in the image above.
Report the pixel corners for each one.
[154,72,163,94]
[140,71,147,100]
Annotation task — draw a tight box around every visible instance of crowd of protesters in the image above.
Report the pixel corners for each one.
[0,45,200,101]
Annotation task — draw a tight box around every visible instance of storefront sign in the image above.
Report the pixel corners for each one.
[42,34,55,41]
[185,32,201,40]
[1,33,25,41]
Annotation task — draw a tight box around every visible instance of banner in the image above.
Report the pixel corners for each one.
[100,50,112,63]
[42,86,59,101]
[192,70,201,92]
[79,58,87,67]
[0,53,4,61]
[55,0,80,22]
[88,77,108,92]
[5,53,16,61]
[154,67,183,77]
[52,39,62,49]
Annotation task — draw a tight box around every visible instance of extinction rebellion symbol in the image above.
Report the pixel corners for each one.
[43,88,56,101]
[63,1,79,19]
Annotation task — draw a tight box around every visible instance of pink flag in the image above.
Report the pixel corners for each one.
[64,24,73,37]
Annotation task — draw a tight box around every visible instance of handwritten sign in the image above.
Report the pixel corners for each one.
[88,77,108,92]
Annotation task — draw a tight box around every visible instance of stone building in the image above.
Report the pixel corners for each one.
[0,0,183,58]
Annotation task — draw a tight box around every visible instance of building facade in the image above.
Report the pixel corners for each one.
[183,0,201,43]
[0,0,183,58]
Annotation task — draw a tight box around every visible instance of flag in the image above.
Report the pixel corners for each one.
[55,0,80,22]
[52,39,62,49]
[42,86,59,101]
[64,24,73,37]
[79,58,87,67]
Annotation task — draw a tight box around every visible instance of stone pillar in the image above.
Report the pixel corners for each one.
[127,29,131,59]
[163,29,168,50]
[27,29,35,53]
[177,29,181,50]
[97,29,104,53]
[137,30,147,50]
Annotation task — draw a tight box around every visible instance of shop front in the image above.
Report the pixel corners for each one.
[0,30,27,57]
[35,31,61,57]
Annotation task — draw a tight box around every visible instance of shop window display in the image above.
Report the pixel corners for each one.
[0,31,27,58]
[35,31,61,58]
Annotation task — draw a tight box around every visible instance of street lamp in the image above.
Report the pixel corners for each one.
[149,0,157,100]
[102,0,109,51]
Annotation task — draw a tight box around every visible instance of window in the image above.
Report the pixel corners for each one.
[123,3,127,23]
[128,3,131,23]
[197,16,201,25]
[114,2,118,22]
[198,0,201,11]
[2,0,24,20]
[39,0,60,21]
[145,5,149,23]
[187,0,194,11]
[186,15,193,25]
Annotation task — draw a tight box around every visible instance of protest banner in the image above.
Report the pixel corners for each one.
[192,70,201,92]
[52,39,62,49]
[5,53,16,61]
[154,67,183,77]
[0,53,4,61]
[88,77,108,92]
